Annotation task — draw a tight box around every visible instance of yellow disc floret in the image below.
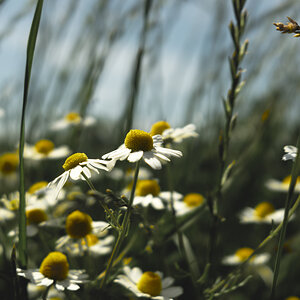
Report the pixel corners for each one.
[136,180,160,197]
[39,251,69,281]
[254,202,275,219]
[34,139,55,155]
[235,247,254,262]
[183,193,204,208]
[286,297,300,300]
[27,181,48,194]
[282,175,300,185]
[150,121,171,136]
[0,153,19,175]
[26,208,48,225]
[65,112,81,123]
[124,130,153,152]
[65,210,92,238]
[81,233,99,247]
[137,271,162,297]
[63,153,88,171]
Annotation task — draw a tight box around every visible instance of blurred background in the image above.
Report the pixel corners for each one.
[0,0,300,299]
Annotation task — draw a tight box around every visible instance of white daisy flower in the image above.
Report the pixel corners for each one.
[102,129,182,170]
[55,210,111,254]
[23,139,71,160]
[222,247,270,266]
[150,121,198,143]
[161,192,205,216]
[282,145,298,162]
[51,112,96,131]
[239,202,287,224]
[17,251,88,291]
[48,152,115,199]
[114,266,183,299]
[266,175,300,193]
[0,152,18,183]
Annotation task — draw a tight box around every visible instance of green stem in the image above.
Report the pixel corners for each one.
[269,138,300,299]
[100,161,140,288]
[42,283,52,300]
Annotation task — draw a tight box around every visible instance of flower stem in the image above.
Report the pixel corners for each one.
[100,161,140,288]
[42,283,52,300]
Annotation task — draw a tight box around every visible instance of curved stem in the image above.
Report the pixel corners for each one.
[100,161,140,288]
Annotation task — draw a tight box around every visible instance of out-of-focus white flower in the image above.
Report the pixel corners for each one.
[0,152,18,181]
[161,192,205,216]
[51,112,96,131]
[115,266,183,299]
[48,152,115,199]
[266,175,300,193]
[17,251,88,291]
[150,121,198,143]
[102,129,182,170]
[55,210,111,254]
[24,139,71,160]
[239,202,287,224]
[222,247,270,265]
[282,145,298,162]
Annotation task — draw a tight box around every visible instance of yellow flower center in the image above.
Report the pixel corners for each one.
[235,247,254,262]
[39,252,69,281]
[26,208,48,225]
[150,121,171,136]
[254,202,275,218]
[34,139,55,155]
[0,153,19,175]
[81,233,99,246]
[27,181,48,194]
[65,112,81,123]
[67,191,83,201]
[123,257,132,265]
[49,298,63,300]
[63,153,88,171]
[65,210,92,238]
[137,271,162,297]
[183,193,204,207]
[136,180,160,196]
[286,297,300,300]
[4,198,19,211]
[282,175,300,185]
[124,130,153,152]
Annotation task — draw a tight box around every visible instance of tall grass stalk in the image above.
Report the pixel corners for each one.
[208,0,248,273]
[17,0,44,298]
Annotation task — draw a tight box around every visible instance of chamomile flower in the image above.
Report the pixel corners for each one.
[266,175,300,193]
[282,145,298,162]
[51,112,96,131]
[285,297,300,300]
[102,129,182,170]
[0,152,18,182]
[55,210,111,254]
[24,139,71,160]
[131,180,165,210]
[48,152,115,199]
[150,121,198,143]
[222,247,270,265]
[17,251,88,291]
[114,266,183,299]
[239,202,286,224]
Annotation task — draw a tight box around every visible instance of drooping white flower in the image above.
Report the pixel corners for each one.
[102,129,182,170]
[48,153,115,199]
[114,266,183,299]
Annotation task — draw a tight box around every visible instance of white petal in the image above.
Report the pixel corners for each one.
[162,277,175,288]
[128,151,143,162]
[70,166,84,180]
[161,286,183,298]
[143,152,162,170]
[124,266,142,283]
[151,197,165,210]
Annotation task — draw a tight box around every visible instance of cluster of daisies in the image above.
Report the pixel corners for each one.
[0,111,299,299]
[0,118,203,299]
